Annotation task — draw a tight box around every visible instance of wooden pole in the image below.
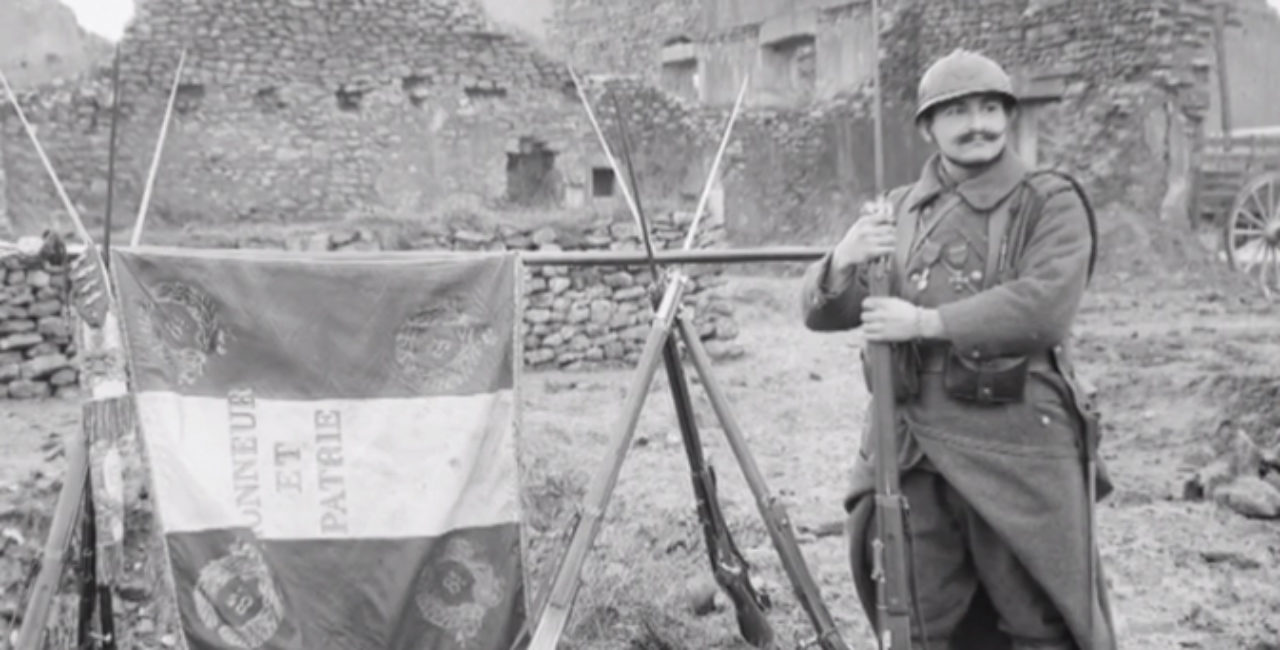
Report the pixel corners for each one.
[14,428,90,650]
[521,246,824,265]
[1213,3,1233,137]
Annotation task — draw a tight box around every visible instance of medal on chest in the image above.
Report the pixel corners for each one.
[915,271,929,292]
[943,241,972,292]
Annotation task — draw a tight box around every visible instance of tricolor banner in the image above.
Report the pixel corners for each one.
[110,247,526,650]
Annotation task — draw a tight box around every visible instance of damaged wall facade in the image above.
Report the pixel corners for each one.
[552,0,1246,244]
[0,0,747,382]
[0,0,607,237]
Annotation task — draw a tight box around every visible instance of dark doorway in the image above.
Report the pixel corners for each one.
[506,137,561,207]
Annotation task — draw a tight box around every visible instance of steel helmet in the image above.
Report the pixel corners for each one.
[914,49,1016,122]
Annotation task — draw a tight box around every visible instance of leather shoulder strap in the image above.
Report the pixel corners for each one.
[989,169,1100,287]
[982,183,1032,290]
[1035,170,1099,281]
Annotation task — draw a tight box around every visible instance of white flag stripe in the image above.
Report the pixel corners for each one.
[135,391,519,539]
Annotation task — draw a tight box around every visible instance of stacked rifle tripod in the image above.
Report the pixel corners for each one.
[512,68,851,650]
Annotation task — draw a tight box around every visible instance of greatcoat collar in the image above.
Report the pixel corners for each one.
[902,148,1029,213]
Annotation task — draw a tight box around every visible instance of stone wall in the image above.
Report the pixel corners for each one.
[550,0,700,86]
[0,243,79,399]
[0,0,603,238]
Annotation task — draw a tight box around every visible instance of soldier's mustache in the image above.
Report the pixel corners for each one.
[956,130,1001,145]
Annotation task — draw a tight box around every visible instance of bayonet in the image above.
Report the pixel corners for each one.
[130,47,186,247]
[609,82,775,647]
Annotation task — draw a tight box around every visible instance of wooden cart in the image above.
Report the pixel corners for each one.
[1197,130,1280,297]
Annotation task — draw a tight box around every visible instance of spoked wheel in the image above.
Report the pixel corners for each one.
[1224,171,1280,298]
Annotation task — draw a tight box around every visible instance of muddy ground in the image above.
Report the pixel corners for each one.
[2,215,1279,649]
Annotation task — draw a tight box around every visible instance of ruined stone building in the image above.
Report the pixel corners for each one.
[550,0,1280,243]
[0,0,751,376]
[0,0,636,239]
[4,0,1279,245]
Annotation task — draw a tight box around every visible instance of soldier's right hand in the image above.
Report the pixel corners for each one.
[831,198,896,270]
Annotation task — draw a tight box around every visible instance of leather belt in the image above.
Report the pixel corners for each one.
[914,343,1052,373]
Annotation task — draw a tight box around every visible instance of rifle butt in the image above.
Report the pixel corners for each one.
[694,473,776,648]
[725,585,776,648]
[663,327,775,647]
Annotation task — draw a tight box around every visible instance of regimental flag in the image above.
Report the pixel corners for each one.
[110,247,526,650]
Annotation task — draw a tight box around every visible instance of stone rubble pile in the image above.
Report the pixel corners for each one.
[0,246,78,399]
[1183,423,1280,520]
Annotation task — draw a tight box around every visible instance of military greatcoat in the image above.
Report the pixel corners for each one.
[801,150,1117,650]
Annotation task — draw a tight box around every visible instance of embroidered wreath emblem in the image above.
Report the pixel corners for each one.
[394,289,496,394]
[134,281,229,386]
[193,540,284,649]
[415,538,504,647]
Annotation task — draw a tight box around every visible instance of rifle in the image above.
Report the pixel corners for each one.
[519,69,771,650]
[521,64,854,650]
[608,89,774,647]
[610,83,850,649]
[676,315,850,650]
[866,0,914,647]
[865,259,913,650]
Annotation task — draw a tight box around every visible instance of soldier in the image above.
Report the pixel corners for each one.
[800,49,1117,649]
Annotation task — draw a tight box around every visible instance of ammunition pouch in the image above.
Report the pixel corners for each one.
[942,350,1030,404]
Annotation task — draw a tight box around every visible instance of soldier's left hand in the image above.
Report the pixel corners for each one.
[861,296,922,342]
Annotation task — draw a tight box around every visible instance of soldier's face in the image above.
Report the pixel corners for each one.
[921,94,1013,168]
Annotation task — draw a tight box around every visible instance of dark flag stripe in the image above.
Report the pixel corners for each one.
[110,247,518,400]
[165,523,526,650]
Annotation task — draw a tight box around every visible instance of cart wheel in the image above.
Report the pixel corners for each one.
[1224,171,1280,298]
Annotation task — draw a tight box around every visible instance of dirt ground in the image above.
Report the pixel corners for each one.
[2,221,1279,649]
